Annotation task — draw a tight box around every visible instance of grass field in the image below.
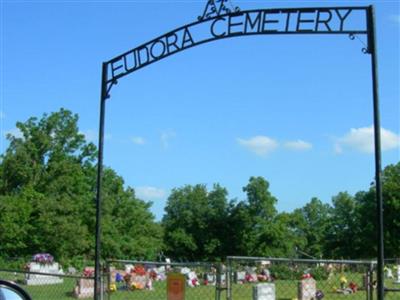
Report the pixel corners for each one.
[1,271,399,299]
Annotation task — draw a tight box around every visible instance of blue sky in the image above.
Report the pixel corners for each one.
[1,0,399,220]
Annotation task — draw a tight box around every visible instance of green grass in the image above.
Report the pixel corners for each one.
[1,271,399,299]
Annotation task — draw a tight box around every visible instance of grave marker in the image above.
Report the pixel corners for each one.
[253,283,275,300]
[298,277,316,300]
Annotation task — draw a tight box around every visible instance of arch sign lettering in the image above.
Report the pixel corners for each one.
[93,1,385,300]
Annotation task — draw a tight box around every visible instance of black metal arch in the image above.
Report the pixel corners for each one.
[104,6,369,93]
[94,4,384,300]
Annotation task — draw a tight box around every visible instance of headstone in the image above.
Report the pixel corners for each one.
[125,264,134,273]
[167,273,185,300]
[25,262,64,285]
[205,273,216,285]
[180,267,191,275]
[74,278,94,299]
[385,267,393,279]
[235,271,246,283]
[253,283,275,300]
[298,278,316,300]
[395,265,400,284]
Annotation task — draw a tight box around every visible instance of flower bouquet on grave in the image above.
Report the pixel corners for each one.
[301,273,313,280]
[32,253,54,265]
[83,267,95,277]
[133,265,146,276]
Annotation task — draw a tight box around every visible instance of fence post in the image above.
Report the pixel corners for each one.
[215,264,221,300]
[365,265,371,300]
[369,263,374,300]
[226,259,232,300]
[106,261,111,300]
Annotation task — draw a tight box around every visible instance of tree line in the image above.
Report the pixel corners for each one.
[0,109,398,267]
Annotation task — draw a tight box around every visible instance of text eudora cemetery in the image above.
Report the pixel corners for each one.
[108,8,367,82]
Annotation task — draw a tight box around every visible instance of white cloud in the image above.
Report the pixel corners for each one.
[4,128,23,139]
[161,130,176,148]
[135,186,166,200]
[237,135,278,156]
[335,125,400,154]
[284,140,312,151]
[131,136,145,145]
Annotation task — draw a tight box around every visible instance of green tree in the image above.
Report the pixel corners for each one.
[324,192,358,258]
[354,162,400,258]
[0,191,33,256]
[291,198,331,258]
[0,109,163,262]
[101,168,163,260]
[162,184,230,260]
[229,177,296,257]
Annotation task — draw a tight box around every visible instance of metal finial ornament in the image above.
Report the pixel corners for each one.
[198,0,240,21]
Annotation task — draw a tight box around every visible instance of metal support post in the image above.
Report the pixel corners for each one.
[226,259,232,300]
[94,62,108,300]
[367,5,384,300]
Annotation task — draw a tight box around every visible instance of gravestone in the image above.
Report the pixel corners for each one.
[253,283,275,300]
[74,278,94,299]
[125,264,134,273]
[25,262,64,285]
[298,278,316,300]
[205,273,216,285]
[395,265,400,284]
[385,267,393,279]
[234,271,246,283]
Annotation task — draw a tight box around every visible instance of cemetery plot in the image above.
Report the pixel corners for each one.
[1,258,400,299]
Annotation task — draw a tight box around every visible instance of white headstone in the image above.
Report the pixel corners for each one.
[180,267,191,275]
[395,265,400,284]
[206,273,216,285]
[74,278,94,299]
[298,278,316,300]
[386,268,393,279]
[25,263,64,285]
[253,283,275,300]
[125,264,133,273]
[235,271,246,283]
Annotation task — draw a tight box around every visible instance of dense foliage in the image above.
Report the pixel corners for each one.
[0,109,162,266]
[0,109,399,266]
[163,167,400,261]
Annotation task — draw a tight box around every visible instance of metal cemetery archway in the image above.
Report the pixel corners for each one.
[95,2,384,299]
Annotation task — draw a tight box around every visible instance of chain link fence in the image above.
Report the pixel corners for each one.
[0,268,97,300]
[226,256,400,300]
[105,259,225,300]
[1,258,400,299]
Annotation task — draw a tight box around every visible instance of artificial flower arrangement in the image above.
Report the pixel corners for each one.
[83,267,94,277]
[301,273,313,279]
[32,253,54,265]
[132,265,146,276]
